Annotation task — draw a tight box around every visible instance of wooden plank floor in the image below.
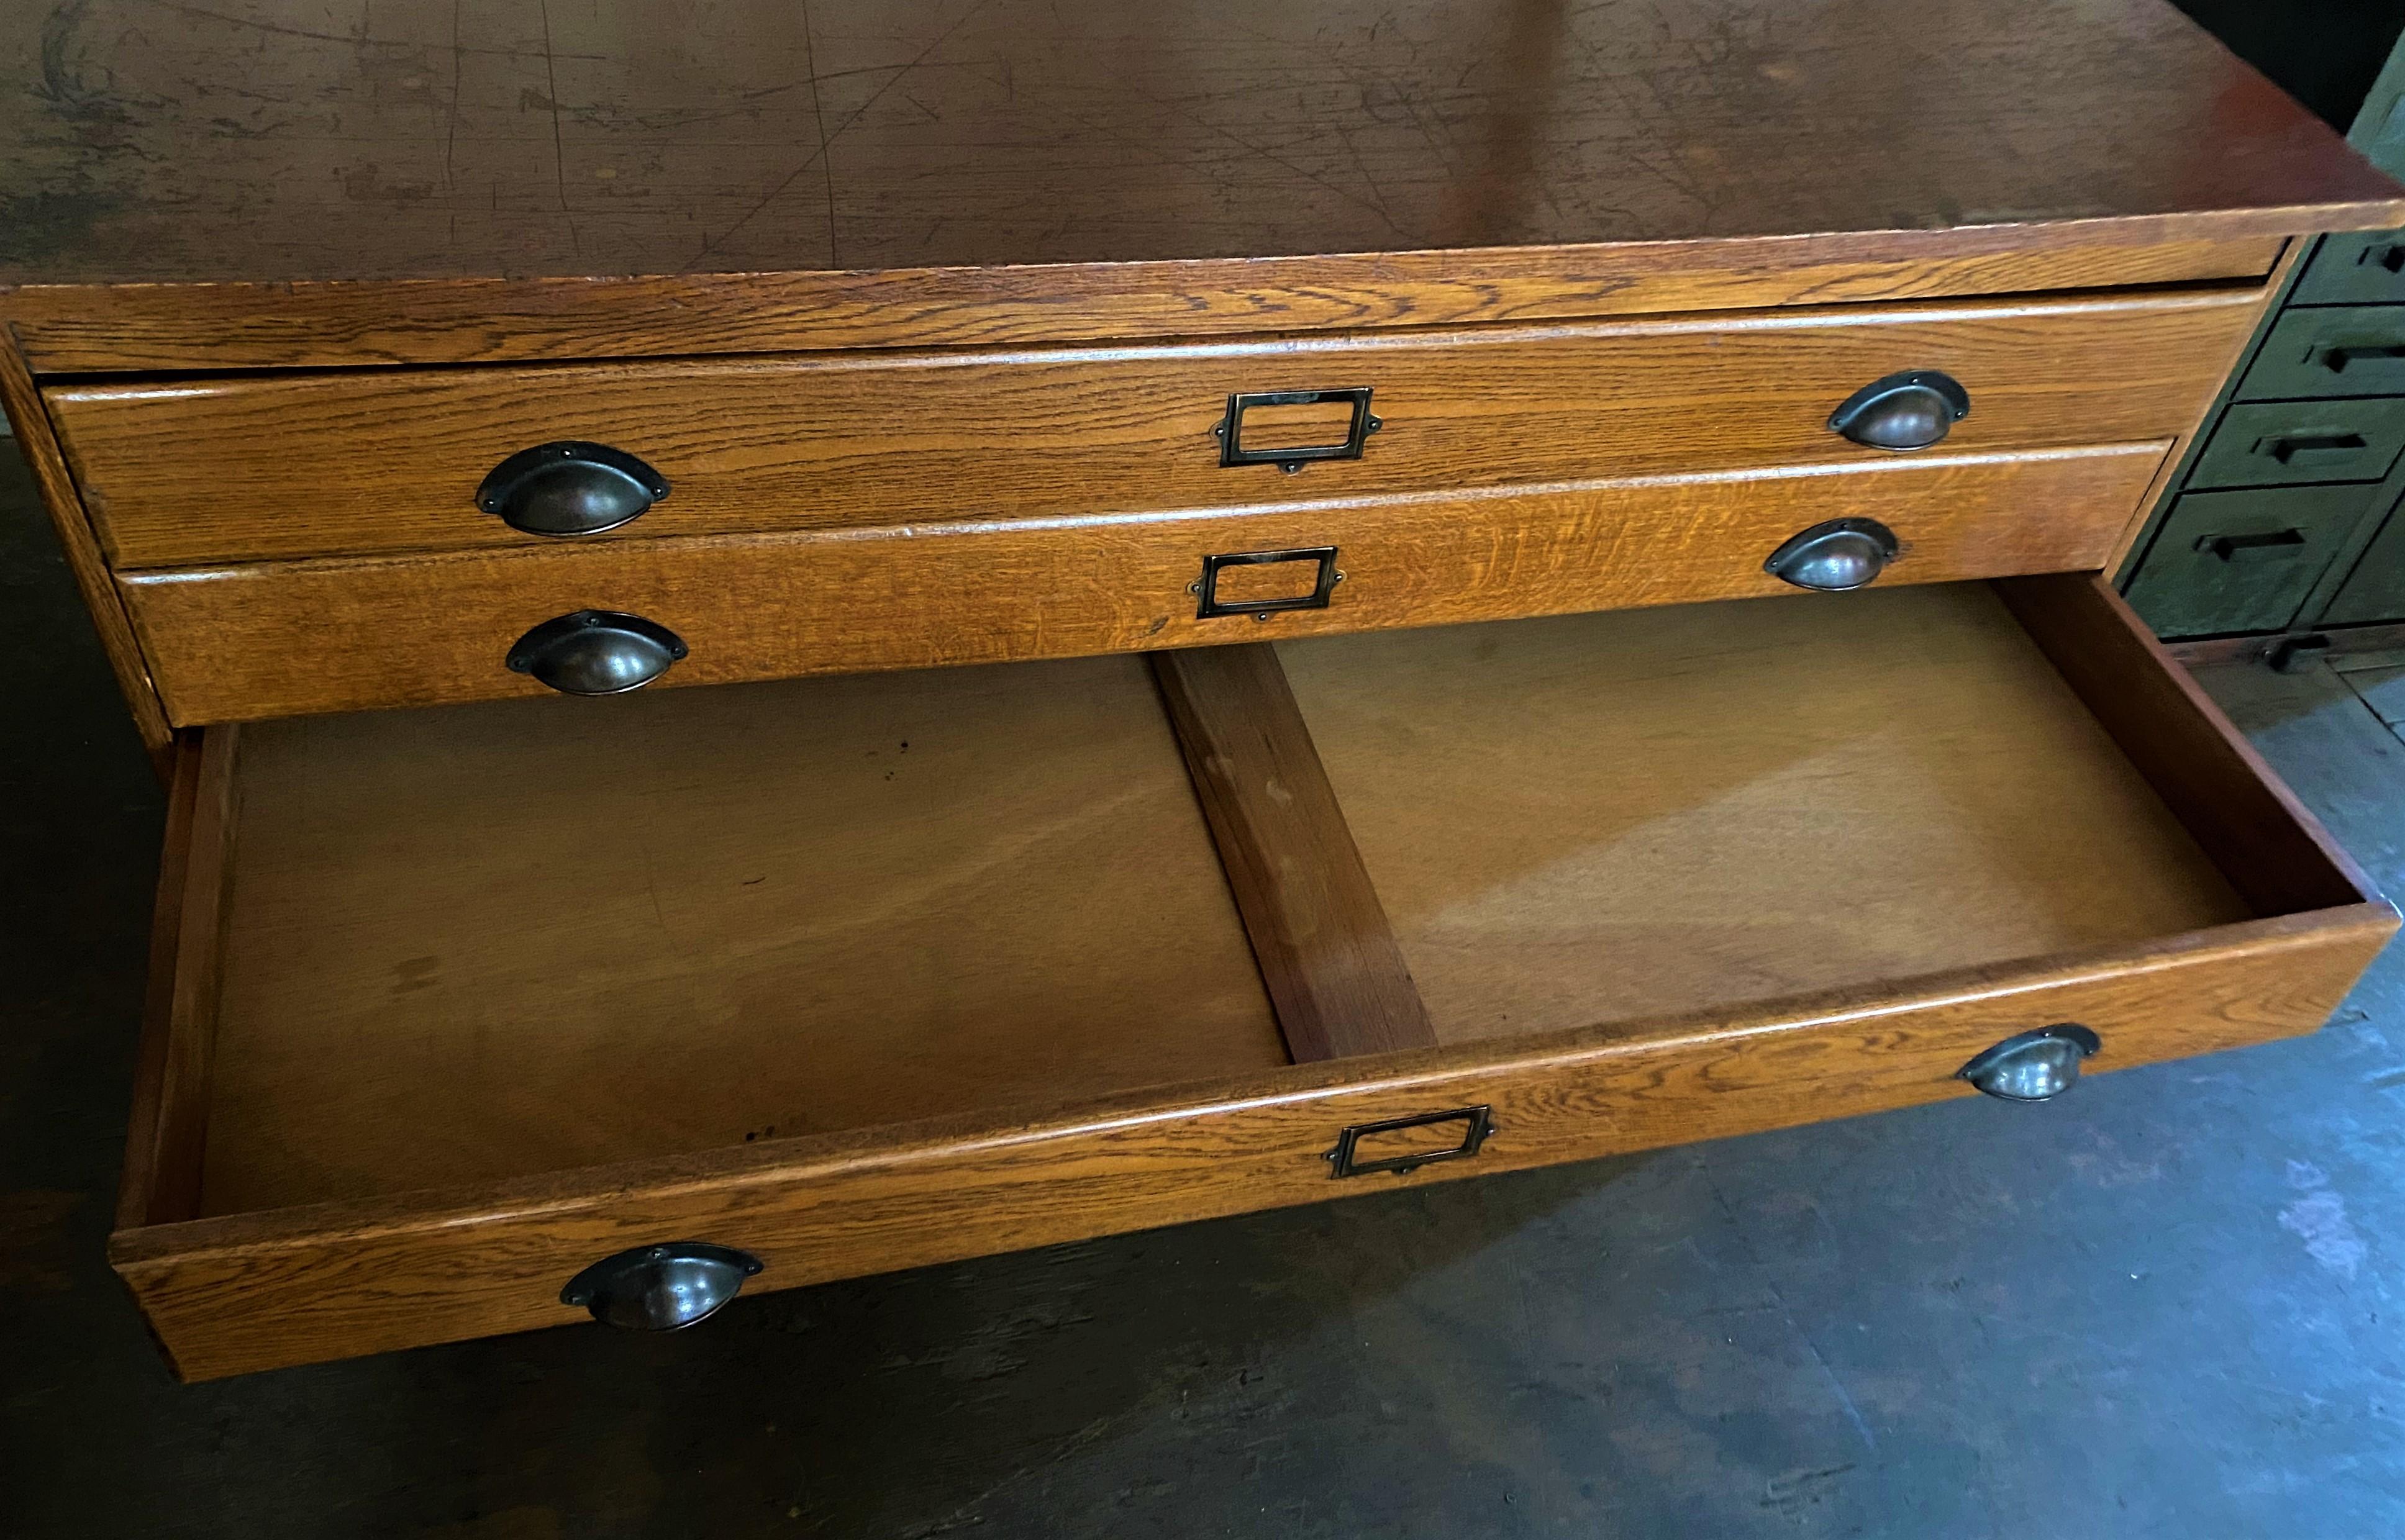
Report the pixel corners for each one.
[7,430,2405,1538]
[2329,645,2405,736]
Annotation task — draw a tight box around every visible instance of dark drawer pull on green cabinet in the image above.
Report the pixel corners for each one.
[2292,233,2405,304]
[2197,528,2308,564]
[2193,402,2405,488]
[2263,433,2370,468]
[2324,344,2405,378]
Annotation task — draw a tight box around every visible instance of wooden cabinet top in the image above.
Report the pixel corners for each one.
[6,0,2398,285]
[4,0,2401,369]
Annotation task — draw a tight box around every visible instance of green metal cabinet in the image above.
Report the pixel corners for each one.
[2116,27,2405,648]
[2295,230,2405,303]
[2187,399,2405,491]
[2324,506,2405,623]
[2240,306,2405,399]
[2125,486,2381,637]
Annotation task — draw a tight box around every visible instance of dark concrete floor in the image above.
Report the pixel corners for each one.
[7,445,2405,1539]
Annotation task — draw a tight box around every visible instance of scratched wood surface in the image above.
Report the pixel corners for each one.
[191,653,1288,1213]
[1,0,2394,288]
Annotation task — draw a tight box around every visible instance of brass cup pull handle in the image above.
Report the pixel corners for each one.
[477,441,670,537]
[561,1243,764,1330]
[1957,1024,2101,1102]
[1213,387,1381,473]
[1764,517,1899,592]
[1829,370,1971,450]
[507,610,688,695]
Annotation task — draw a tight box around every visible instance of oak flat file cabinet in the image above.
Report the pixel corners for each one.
[6,0,2405,1381]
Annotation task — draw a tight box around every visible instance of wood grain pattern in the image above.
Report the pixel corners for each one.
[52,292,2261,568]
[114,730,238,1229]
[119,443,2170,725]
[109,568,2398,1377]
[5,0,2396,372]
[1,0,2389,291]
[193,656,1287,1213]
[0,235,2296,376]
[0,330,171,763]
[114,908,2394,1380]
[1278,585,2253,1043]
[1152,645,1435,1063]
[1997,574,2378,917]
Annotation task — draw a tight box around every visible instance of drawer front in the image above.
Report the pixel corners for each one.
[54,291,2258,569]
[2239,306,2405,400]
[120,444,2168,724]
[2322,505,2405,626]
[2294,230,2405,305]
[2188,399,2405,489]
[2125,485,2380,637]
[111,913,2391,1380]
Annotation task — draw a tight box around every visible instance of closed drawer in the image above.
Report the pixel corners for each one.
[119,443,2171,723]
[2124,485,2380,637]
[52,290,2260,569]
[114,575,2391,1379]
[2239,306,2405,399]
[2294,230,2405,305]
[2188,399,2405,489]
[2322,504,2405,626]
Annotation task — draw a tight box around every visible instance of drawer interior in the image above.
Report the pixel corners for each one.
[139,577,2374,1228]
[1279,586,2252,1043]
[189,655,1288,1215]
[117,572,2392,1378]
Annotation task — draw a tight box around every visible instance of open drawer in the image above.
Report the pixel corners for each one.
[113,575,2395,1380]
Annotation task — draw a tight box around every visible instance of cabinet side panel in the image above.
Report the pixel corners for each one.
[0,330,170,764]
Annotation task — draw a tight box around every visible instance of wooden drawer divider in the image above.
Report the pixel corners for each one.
[1152,645,1435,1062]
